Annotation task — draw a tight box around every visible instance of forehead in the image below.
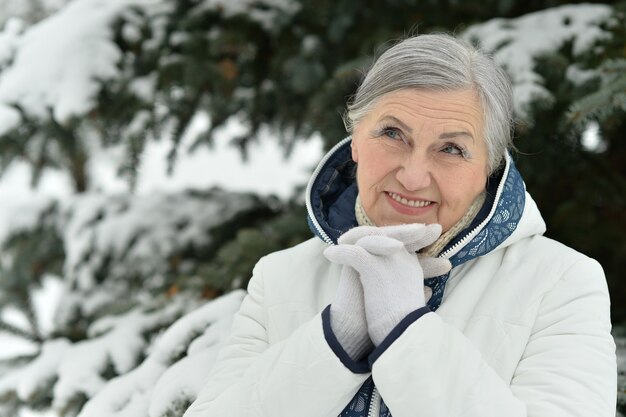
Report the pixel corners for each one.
[366,88,484,132]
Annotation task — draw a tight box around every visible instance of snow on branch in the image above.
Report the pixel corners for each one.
[0,18,24,136]
[194,0,300,31]
[0,0,167,130]
[462,4,614,120]
[0,0,301,136]
[0,18,24,71]
[58,188,262,292]
[76,290,244,417]
[0,182,265,415]
[52,296,190,412]
[0,290,244,417]
[0,339,71,402]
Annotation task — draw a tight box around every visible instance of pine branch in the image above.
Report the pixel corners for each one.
[119,132,146,192]
[0,319,41,344]
[567,66,626,127]
[167,91,202,175]
[23,292,43,342]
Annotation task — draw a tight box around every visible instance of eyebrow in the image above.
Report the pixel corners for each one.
[439,131,475,143]
[379,115,413,133]
[379,115,475,143]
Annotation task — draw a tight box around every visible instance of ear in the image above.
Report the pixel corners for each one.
[351,140,359,163]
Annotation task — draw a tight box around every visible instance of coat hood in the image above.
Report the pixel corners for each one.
[305,137,546,267]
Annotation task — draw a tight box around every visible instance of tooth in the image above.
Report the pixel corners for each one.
[389,192,432,207]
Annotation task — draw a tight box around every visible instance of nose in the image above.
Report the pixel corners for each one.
[395,152,432,191]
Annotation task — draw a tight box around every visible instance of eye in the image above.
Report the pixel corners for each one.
[380,126,403,141]
[441,143,466,157]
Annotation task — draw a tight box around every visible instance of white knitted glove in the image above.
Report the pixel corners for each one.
[338,224,451,279]
[326,226,395,360]
[325,224,450,346]
[328,266,372,360]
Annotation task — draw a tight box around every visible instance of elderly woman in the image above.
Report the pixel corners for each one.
[184,34,616,417]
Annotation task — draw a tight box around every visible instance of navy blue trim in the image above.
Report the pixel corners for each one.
[440,170,501,256]
[340,377,376,416]
[424,272,450,311]
[449,158,526,266]
[368,306,431,366]
[321,305,371,374]
[307,139,357,244]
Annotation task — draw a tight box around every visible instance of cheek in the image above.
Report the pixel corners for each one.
[358,152,393,186]
[351,143,359,163]
[441,169,487,209]
[355,153,391,203]
[356,163,375,196]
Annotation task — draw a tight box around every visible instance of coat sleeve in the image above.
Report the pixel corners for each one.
[369,257,617,417]
[183,256,370,417]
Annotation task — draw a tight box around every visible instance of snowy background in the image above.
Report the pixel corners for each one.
[0,0,623,416]
[0,118,324,417]
[0,120,324,359]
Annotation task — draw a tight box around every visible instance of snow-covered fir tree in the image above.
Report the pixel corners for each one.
[0,1,624,416]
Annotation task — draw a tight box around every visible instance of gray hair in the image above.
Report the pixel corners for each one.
[344,33,513,174]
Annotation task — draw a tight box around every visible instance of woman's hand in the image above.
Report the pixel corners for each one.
[326,224,450,346]
[325,225,405,361]
[328,264,372,360]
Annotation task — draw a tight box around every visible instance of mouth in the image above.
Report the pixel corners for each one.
[386,191,434,208]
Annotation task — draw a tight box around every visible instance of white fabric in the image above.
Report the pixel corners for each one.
[183,192,616,417]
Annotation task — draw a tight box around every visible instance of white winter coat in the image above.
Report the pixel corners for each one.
[184,140,616,417]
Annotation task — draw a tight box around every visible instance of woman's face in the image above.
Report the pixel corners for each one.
[351,88,489,232]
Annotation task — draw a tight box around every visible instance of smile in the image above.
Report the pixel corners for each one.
[387,192,433,208]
